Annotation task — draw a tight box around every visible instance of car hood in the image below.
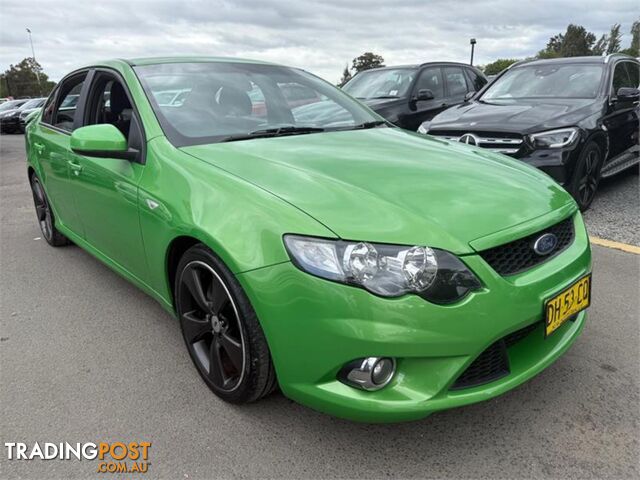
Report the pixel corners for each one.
[182,128,574,254]
[429,98,602,134]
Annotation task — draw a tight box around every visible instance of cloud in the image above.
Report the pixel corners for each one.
[1,0,637,83]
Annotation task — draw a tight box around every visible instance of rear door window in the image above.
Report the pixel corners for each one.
[444,67,469,97]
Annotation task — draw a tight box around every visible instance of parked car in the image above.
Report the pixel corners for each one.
[26,57,591,422]
[17,97,47,132]
[342,62,488,131]
[422,54,640,210]
[0,98,29,132]
[0,98,41,133]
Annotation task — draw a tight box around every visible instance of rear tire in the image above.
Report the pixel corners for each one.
[29,174,70,247]
[175,244,277,404]
[567,141,602,212]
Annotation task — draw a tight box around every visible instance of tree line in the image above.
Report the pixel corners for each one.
[339,20,640,83]
[0,58,56,98]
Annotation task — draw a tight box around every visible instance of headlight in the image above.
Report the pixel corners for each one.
[417,122,430,134]
[528,127,579,149]
[0,111,17,119]
[284,235,481,304]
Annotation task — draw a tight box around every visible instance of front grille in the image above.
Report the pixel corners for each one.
[429,130,524,155]
[479,216,575,276]
[450,321,541,390]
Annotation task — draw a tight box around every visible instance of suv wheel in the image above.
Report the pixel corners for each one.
[567,141,602,211]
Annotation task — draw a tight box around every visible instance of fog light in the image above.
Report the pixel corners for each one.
[338,357,396,391]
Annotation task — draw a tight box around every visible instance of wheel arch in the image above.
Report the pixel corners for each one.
[165,235,204,309]
[585,130,609,161]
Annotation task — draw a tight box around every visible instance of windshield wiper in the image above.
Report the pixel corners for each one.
[368,95,400,99]
[221,125,325,142]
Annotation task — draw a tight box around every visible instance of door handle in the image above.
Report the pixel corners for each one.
[33,142,45,154]
[67,159,83,176]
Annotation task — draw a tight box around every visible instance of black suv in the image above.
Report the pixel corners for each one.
[423,54,640,210]
[342,62,487,131]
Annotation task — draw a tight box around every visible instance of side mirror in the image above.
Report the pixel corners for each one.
[464,91,476,102]
[616,87,640,102]
[71,124,135,160]
[415,89,435,101]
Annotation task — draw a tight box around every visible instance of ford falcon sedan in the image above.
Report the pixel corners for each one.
[24,57,591,422]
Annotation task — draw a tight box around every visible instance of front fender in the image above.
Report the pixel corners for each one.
[138,136,335,305]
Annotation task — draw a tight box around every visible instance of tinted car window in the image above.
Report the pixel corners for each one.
[415,67,443,99]
[53,73,87,132]
[623,62,639,88]
[612,62,633,93]
[41,88,59,124]
[466,68,486,92]
[444,67,468,96]
[342,68,416,99]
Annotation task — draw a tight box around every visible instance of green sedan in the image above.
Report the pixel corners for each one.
[24,57,592,422]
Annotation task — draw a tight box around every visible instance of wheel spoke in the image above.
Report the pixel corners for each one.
[183,267,211,313]
[208,338,227,387]
[181,311,211,344]
[208,279,229,315]
[219,332,243,371]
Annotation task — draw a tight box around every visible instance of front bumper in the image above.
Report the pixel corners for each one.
[0,116,20,131]
[512,147,581,186]
[238,214,591,422]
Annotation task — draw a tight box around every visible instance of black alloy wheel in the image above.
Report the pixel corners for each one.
[29,175,69,246]
[175,244,277,403]
[569,142,602,212]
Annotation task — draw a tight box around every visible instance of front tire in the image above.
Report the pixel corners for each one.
[567,141,602,212]
[175,244,277,404]
[29,174,70,247]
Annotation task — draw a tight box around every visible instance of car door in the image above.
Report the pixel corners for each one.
[32,71,91,237]
[67,70,149,281]
[603,60,640,161]
[403,67,446,130]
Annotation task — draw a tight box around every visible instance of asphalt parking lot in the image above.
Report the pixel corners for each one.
[1,133,639,479]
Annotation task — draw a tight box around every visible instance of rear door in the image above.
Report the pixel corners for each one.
[33,71,91,237]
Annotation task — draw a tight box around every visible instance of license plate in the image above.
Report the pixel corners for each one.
[544,274,591,337]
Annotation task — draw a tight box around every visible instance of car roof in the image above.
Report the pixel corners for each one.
[357,62,477,73]
[124,56,278,66]
[511,54,638,68]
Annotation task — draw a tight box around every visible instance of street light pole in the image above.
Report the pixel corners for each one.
[26,28,42,95]
[470,38,477,66]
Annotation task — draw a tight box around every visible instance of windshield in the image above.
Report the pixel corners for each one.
[135,62,381,146]
[481,64,604,100]
[20,98,45,110]
[0,100,26,112]
[342,68,417,99]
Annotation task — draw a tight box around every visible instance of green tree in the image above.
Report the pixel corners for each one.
[482,58,520,76]
[537,24,596,58]
[351,52,385,74]
[338,64,353,87]
[593,23,623,55]
[620,19,640,56]
[0,58,56,98]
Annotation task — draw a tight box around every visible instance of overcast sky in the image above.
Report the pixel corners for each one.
[0,0,637,83]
